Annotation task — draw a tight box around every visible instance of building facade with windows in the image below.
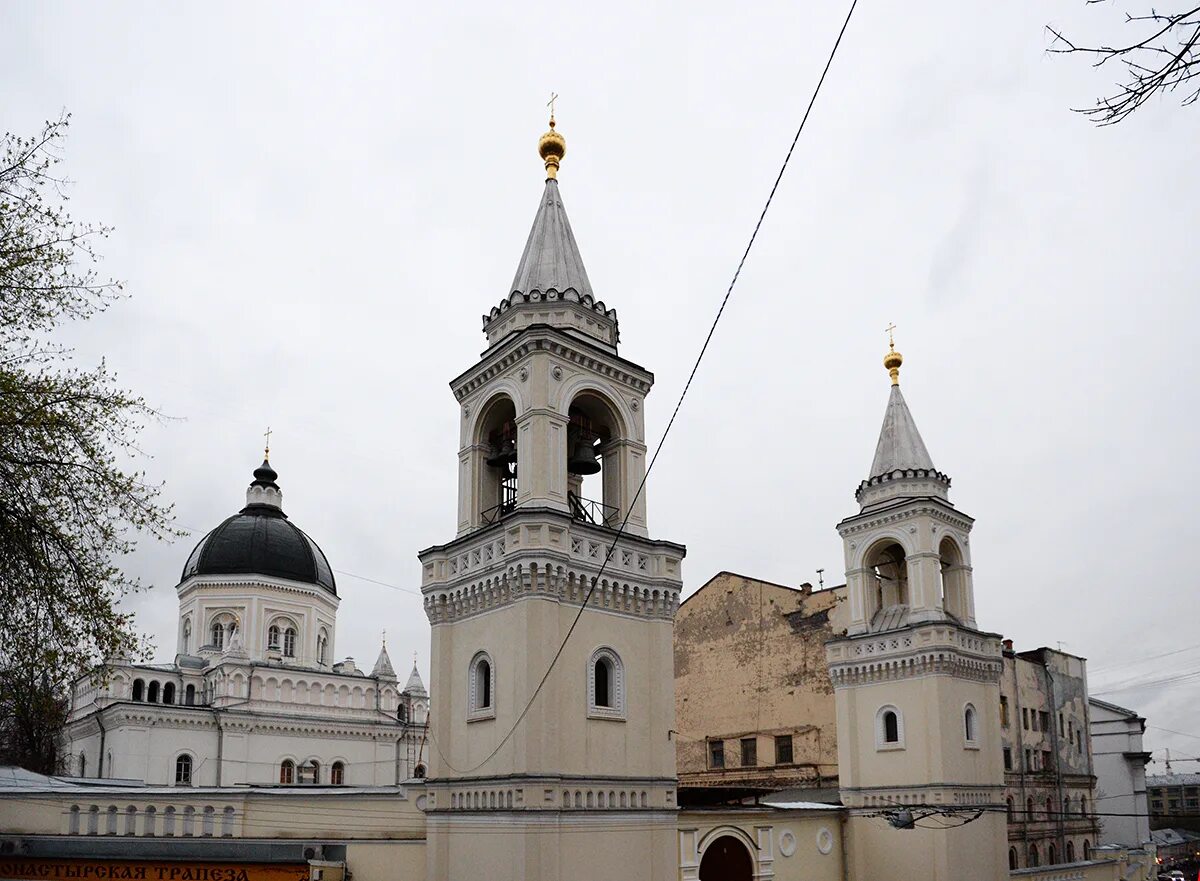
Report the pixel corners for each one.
[61,460,430,788]
[1089,698,1152,848]
[1147,772,1200,832]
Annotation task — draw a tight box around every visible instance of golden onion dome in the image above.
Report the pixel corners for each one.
[539,118,566,179]
[884,345,903,385]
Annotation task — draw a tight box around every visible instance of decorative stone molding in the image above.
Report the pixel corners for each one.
[827,622,1003,688]
[482,287,619,349]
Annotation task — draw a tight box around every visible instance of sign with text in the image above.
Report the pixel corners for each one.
[0,858,310,881]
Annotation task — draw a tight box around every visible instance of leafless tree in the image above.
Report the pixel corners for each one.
[1048,3,1200,124]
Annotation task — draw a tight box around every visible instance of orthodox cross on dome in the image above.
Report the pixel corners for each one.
[263,426,273,461]
[546,91,558,124]
[885,322,897,349]
[883,324,903,386]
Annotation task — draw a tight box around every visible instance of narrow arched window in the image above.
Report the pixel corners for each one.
[587,648,625,719]
[279,759,295,785]
[147,681,159,703]
[268,625,280,650]
[1029,844,1039,867]
[468,652,495,719]
[79,754,87,778]
[1083,840,1090,860]
[181,619,191,654]
[331,762,345,785]
[1006,797,1014,822]
[317,632,327,664]
[1066,841,1075,862]
[1080,796,1088,817]
[132,680,144,702]
[414,764,426,779]
[185,684,195,706]
[283,627,297,658]
[162,682,176,705]
[175,754,192,786]
[884,711,898,741]
[594,658,611,707]
[1048,843,1057,865]
[211,622,224,649]
[1026,796,1034,818]
[1008,848,1018,870]
[963,704,977,743]
[1045,796,1053,819]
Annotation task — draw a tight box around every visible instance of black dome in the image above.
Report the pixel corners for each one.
[181,462,336,594]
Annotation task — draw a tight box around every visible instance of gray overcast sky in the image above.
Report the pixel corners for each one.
[4,2,1198,771]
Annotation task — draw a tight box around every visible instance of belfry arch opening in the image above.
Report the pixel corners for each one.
[938,536,968,622]
[699,834,754,881]
[866,540,909,626]
[479,395,518,525]
[565,392,622,528]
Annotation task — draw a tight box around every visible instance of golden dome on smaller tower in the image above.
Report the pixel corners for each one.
[883,323,902,385]
[539,118,566,179]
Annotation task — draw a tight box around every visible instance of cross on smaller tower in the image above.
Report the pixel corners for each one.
[885,322,897,349]
[547,91,558,123]
[263,426,273,460]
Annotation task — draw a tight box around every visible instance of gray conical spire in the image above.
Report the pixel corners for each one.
[509,179,594,299]
[371,641,396,680]
[868,384,936,479]
[403,662,426,696]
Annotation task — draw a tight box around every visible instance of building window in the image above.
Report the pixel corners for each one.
[587,647,624,720]
[182,619,191,654]
[1066,841,1075,862]
[876,705,904,749]
[331,762,345,785]
[298,761,319,784]
[1042,749,1053,771]
[1048,843,1057,865]
[964,704,978,745]
[1025,747,1034,771]
[1009,848,1018,870]
[268,625,280,650]
[1058,713,1065,737]
[79,754,87,778]
[1028,844,1039,867]
[185,684,195,706]
[1023,708,1030,730]
[147,681,160,703]
[1003,747,1012,771]
[163,683,175,705]
[317,630,328,665]
[279,760,295,785]
[132,679,144,702]
[211,621,225,649]
[1063,795,1071,817]
[175,754,192,786]
[414,764,426,778]
[283,627,297,658]
[1000,696,1009,727]
[1045,796,1053,820]
[1083,840,1090,860]
[740,737,757,767]
[775,734,794,765]
[1080,796,1087,817]
[709,741,725,769]
[1006,797,1014,821]
[1026,796,1034,818]
[468,651,495,720]
[1039,710,1050,732]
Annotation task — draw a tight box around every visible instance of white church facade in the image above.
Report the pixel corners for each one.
[61,458,430,789]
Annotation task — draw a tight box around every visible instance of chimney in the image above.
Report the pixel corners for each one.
[800,582,813,596]
[1002,639,1014,651]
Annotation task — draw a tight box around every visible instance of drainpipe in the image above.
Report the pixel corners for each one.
[214,710,224,787]
[838,810,850,881]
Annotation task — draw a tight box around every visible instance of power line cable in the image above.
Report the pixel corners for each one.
[428,0,861,776]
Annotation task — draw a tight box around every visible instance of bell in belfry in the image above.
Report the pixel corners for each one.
[486,420,518,470]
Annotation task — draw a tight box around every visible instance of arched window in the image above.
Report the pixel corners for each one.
[132,679,144,702]
[162,683,176,705]
[1083,840,1091,860]
[143,805,156,837]
[163,807,176,837]
[398,703,408,723]
[866,541,909,622]
[298,760,319,784]
[268,625,280,650]
[124,806,136,836]
[79,754,87,778]
[938,536,969,621]
[69,805,80,834]
[1063,795,1071,817]
[1066,841,1076,862]
[185,684,196,706]
[1048,843,1057,865]
[283,627,297,658]
[876,705,903,748]
[211,621,224,649]
[468,652,495,720]
[221,806,235,837]
[564,393,627,527]
[181,619,191,654]
[1045,796,1053,819]
[175,754,192,786]
[331,762,345,785]
[1028,843,1039,867]
[1008,847,1018,870]
[1080,796,1088,817]
[147,681,160,703]
[317,630,328,665]
[1006,797,1014,822]
[1026,796,1034,818]
[414,764,426,779]
[964,703,978,744]
[106,806,118,835]
[587,647,625,719]
[279,759,295,785]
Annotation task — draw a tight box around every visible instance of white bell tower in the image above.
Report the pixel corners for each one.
[419,113,685,881]
[826,337,1009,881]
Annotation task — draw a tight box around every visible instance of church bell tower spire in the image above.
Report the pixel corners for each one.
[418,108,685,881]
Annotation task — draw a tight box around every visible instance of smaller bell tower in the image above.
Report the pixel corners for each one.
[826,336,1008,881]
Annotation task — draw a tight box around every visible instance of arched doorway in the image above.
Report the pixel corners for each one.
[699,834,754,881]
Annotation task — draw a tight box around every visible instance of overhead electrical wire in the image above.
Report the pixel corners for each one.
[428,0,862,776]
